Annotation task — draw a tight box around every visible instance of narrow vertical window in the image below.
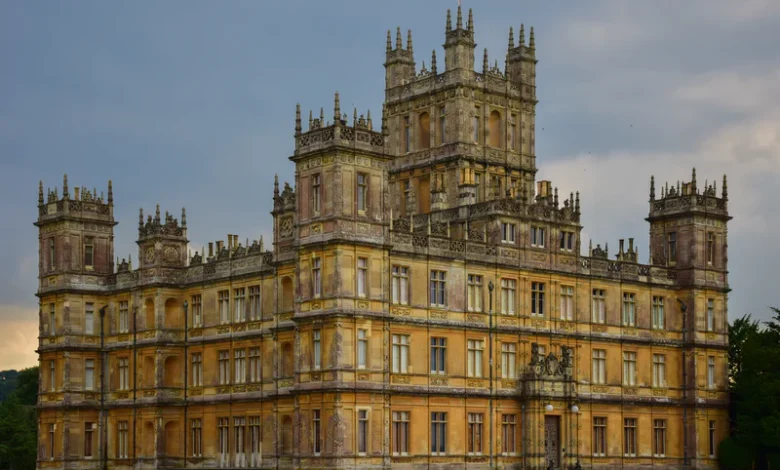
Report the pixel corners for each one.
[248,417,261,466]
[312,174,321,214]
[392,334,409,374]
[430,337,446,374]
[708,356,716,388]
[191,419,202,457]
[234,288,246,323]
[593,417,606,456]
[473,108,480,143]
[357,410,369,454]
[357,173,368,212]
[707,298,715,332]
[502,415,516,455]
[707,232,715,265]
[467,413,483,455]
[313,410,322,455]
[85,359,95,390]
[531,282,545,316]
[467,339,484,378]
[501,343,516,379]
[653,419,667,457]
[234,417,246,466]
[592,289,606,324]
[653,354,666,387]
[652,296,665,329]
[218,418,229,465]
[709,421,716,457]
[623,352,637,386]
[510,114,517,150]
[467,274,483,312]
[403,116,411,153]
[218,351,230,385]
[191,295,202,327]
[84,422,94,457]
[312,330,321,370]
[500,278,516,315]
[392,266,409,304]
[474,173,482,202]
[118,301,128,334]
[248,286,261,321]
[622,293,636,326]
[248,347,261,383]
[623,418,637,457]
[357,329,368,369]
[49,239,56,271]
[392,411,409,455]
[118,421,129,459]
[312,258,322,297]
[49,360,56,391]
[430,270,447,307]
[592,349,606,385]
[439,106,446,144]
[85,303,94,335]
[560,285,574,320]
[357,257,368,297]
[84,236,94,268]
[668,232,677,262]
[234,349,246,384]
[49,424,56,459]
[431,412,447,455]
[49,303,56,336]
[218,290,230,324]
[118,357,129,391]
[191,353,202,386]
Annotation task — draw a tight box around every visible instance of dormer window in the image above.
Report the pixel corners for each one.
[312,174,321,214]
[84,237,94,268]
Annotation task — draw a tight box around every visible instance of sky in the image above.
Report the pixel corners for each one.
[1,0,779,370]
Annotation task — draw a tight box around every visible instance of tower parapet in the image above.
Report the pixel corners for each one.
[136,205,188,269]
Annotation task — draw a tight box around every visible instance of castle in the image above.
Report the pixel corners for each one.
[35,6,730,470]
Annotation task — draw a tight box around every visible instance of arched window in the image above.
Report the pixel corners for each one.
[143,421,155,457]
[489,110,502,148]
[418,112,431,149]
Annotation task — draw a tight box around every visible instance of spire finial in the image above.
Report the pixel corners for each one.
[529,26,535,49]
[308,109,313,129]
[107,180,113,204]
[456,4,463,29]
[650,175,655,199]
[138,208,144,231]
[554,187,559,208]
[446,9,452,32]
[353,107,358,126]
[395,27,402,50]
[381,103,389,136]
[62,174,69,198]
[274,174,280,197]
[575,191,580,213]
[386,30,392,53]
[467,8,474,33]
[407,29,413,54]
[155,204,160,222]
[320,107,324,124]
[519,24,525,45]
[38,181,44,205]
[431,49,437,74]
[508,27,514,49]
[722,174,728,199]
[483,48,489,74]
[367,109,372,130]
[295,103,302,135]
[181,207,187,227]
[692,167,697,189]
[333,91,341,123]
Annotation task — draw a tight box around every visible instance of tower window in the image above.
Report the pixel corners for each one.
[510,114,517,150]
[707,232,715,265]
[84,237,94,268]
[438,106,446,144]
[667,232,677,263]
[48,239,55,271]
[473,108,480,143]
[403,116,411,153]
[312,174,321,214]
[488,110,502,148]
[418,112,431,149]
[357,173,368,212]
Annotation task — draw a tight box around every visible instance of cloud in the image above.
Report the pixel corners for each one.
[0,305,39,371]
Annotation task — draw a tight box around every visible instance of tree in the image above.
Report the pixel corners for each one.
[0,367,38,470]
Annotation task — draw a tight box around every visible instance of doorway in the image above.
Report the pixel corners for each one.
[544,415,560,468]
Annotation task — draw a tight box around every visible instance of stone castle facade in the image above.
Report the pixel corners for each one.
[35,6,730,470]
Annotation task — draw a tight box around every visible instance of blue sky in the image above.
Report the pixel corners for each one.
[2,0,779,369]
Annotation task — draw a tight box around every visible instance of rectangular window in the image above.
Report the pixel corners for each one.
[392,266,409,305]
[49,239,56,271]
[653,354,666,387]
[668,232,677,262]
[560,285,574,320]
[84,237,94,268]
[218,290,230,324]
[467,413,483,455]
[502,414,516,454]
[218,350,230,385]
[468,274,483,312]
[248,417,261,466]
[392,334,409,374]
[249,347,261,383]
[191,419,202,457]
[357,410,369,454]
[501,343,516,379]
[653,419,667,457]
[439,106,446,144]
[357,329,368,369]
[592,349,606,385]
[392,411,409,455]
[592,289,606,324]
[501,278,516,315]
[49,303,56,336]
[218,418,229,464]
[708,356,716,388]
[312,174,321,214]
[510,115,517,150]
[709,421,716,457]
[118,301,128,334]
[118,357,129,391]
[531,226,546,247]
[313,410,322,455]
[593,417,606,457]
[49,423,56,459]
[560,231,574,251]
[531,282,545,316]
[501,222,516,243]
[234,349,246,384]
[473,109,480,143]
[624,418,637,457]
[475,173,482,202]
[191,295,202,327]
[84,422,94,457]
[430,270,447,307]
[430,337,446,374]
[468,339,484,378]
[313,330,321,370]
[312,258,322,297]
[431,412,447,455]
[357,173,368,212]
[234,288,246,322]
[707,298,715,332]
[191,353,202,386]
[623,293,636,326]
[707,232,715,265]
[85,359,95,390]
[404,116,411,153]
[234,417,246,465]
[49,360,56,391]
[248,286,261,321]
[623,352,637,386]
[118,420,129,459]
[85,303,94,335]
[652,296,665,329]
[357,257,368,297]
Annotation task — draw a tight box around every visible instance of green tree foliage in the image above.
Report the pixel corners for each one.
[723,308,780,469]
[0,367,38,470]
[0,369,20,402]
